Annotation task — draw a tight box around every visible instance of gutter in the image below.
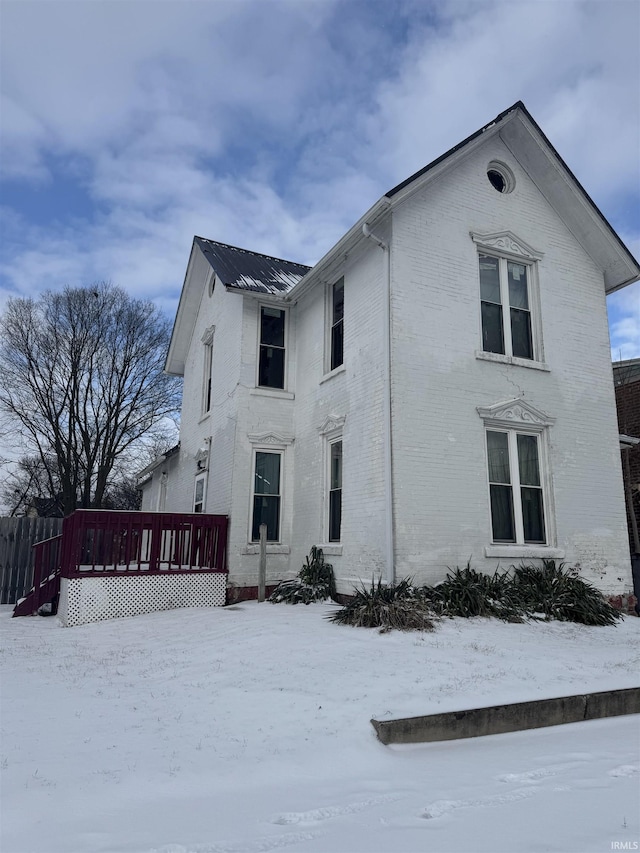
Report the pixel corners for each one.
[286,197,391,304]
[136,443,180,486]
[362,223,395,585]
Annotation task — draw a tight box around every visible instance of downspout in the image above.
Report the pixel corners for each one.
[362,223,395,585]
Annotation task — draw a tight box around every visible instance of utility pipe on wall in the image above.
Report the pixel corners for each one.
[362,223,395,585]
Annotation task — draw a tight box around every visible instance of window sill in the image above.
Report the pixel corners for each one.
[251,388,295,400]
[242,544,291,555]
[317,544,343,556]
[320,364,346,385]
[475,351,550,372]
[198,412,211,424]
[485,545,565,559]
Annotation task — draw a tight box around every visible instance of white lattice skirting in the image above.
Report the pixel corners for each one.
[57,573,227,627]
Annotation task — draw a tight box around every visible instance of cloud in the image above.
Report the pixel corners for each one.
[0,0,637,344]
[609,282,640,361]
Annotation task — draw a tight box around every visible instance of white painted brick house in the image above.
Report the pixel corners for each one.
[140,102,640,598]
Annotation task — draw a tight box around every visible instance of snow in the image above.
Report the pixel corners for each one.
[1,602,639,853]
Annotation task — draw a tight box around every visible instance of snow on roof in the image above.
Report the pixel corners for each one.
[194,237,311,295]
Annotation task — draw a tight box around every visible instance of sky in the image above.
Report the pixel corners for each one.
[0,0,639,359]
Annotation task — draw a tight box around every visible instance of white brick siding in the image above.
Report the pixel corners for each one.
[144,130,633,597]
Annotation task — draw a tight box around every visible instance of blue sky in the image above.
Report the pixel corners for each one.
[1,0,638,357]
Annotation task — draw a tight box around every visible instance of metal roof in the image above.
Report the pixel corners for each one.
[194,236,311,296]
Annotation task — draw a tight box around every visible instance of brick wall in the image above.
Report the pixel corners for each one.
[151,132,634,598]
[388,135,631,593]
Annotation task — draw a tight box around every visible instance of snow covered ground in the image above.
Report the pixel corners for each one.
[1,602,639,853]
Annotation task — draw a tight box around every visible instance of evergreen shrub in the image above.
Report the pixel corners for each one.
[329,577,437,631]
[269,546,337,604]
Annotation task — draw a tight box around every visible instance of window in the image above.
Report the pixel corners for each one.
[480,254,533,359]
[478,398,556,555]
[330,279,344,371]
[202,341,213,413]
[318,414,345,545]
[251,451,281,541]
[193,473,206,514]
[486,160,515,194]
[486,429,546,544]
[258,307,286,389]
[328,439,342,542]
[472,232,544,367]
[201,326,215,415]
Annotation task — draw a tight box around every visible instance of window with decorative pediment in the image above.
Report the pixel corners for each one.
[193,473,206,514]
[472,232,544,365]
[248,431,294,543]
[478,399,555,547]
[318,415,345,543]
[252,451,281,541]
[201,326,215,415]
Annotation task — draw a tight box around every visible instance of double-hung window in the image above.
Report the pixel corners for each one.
[318,414,346,546]
[478,398,556,552]
[251,451,281,541]
[201,326,215,415]
[472,232,544,366]
[486,430,545,544]
[193,473,206,514]
[328,439,342,542]
[480,254,532,359]
[258,307,286,389]
[330,279,344,371]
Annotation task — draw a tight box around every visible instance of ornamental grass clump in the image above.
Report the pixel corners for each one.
[269,546,337,604]
[425,564,524,622]
[511,560,622,627]
[329,577,437,632]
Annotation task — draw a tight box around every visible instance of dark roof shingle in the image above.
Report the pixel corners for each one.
[194,237,310,295]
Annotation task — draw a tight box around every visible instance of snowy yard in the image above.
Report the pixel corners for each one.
[1,601,639,853]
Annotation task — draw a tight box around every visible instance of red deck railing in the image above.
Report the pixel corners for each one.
[13,510,228,616]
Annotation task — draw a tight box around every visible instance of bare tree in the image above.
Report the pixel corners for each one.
[0,283,181,516]
[0,453,63,516]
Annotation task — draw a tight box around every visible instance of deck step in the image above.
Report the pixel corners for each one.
[13,573,60,617]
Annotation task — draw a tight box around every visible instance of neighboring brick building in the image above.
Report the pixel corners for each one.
[614,359,640,555]
[140,102,640,598]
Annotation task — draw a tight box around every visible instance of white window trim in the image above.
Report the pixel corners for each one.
[247,432,294,546]
[477,398,558,552]
[201,325,215,417]
[486,428,547,546]
[471,231,545,365]
[326,436,343,544]
[319,364,346,385]
[156,472,168,512]
[318,415,345,545]
[474,350,550,372]
[324,278,344,376]
[193,472,207,514]
[256,304,288,391]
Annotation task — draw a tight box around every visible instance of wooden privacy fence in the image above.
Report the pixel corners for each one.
[0,517,63,605]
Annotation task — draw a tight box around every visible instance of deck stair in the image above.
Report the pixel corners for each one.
[13,510,229,619]
[13,534,62,616]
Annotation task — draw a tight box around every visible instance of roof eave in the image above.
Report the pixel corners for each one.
[498,108,640,293]
[165,240,202,377]
[286,197,392,302]
[386,101,639,293]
